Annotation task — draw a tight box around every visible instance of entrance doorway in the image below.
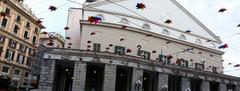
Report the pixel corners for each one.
[210,82,219,91]
[115,66,132,91]
[85,63,104,91]
[168,75,181,91]
[142,71,158,91]
[190,79,201,91]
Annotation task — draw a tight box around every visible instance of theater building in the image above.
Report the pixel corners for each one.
[38,0,240,91]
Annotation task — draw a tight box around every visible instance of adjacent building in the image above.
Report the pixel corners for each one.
[39,32,65,48]
[0,0,44,89]
[38,0,240,91]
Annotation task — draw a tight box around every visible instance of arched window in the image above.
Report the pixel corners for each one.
[162,29,169,35]
[209,43,216,48]
[120,18,129,24]
[196,38,202,44]
[142,23,150,29]
[179,34,186,40]
[96,14,104,21]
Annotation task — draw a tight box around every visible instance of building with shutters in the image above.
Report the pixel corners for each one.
[0,0,44,90]
[38,0,240,91]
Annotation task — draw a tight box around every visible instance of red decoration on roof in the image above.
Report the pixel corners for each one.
[136,3,146,10]
[218,8,227,13]
[126,49,132,53]
[66,37,71,40]
[64,27,69,30]
[164,19,172,24]
[88,16,102,24]
[218,44,228,49]
[49,6,57,11]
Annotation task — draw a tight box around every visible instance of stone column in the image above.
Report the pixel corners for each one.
[234,85,240,91]
[201,80,210,91]
[181,77,191,91]
[157,73,168,91]
[39,60,56,91]
[131,68,143,91]
[219,83,227,91]
[72,61,87,91]
[103,64,117,91]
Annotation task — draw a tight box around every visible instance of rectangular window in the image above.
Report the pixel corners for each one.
[4,8,10,16]
[24,31,29,39]
[13,25,19,34]
[0,35,5,44]
[34,28,39,33]
[32,36,36,44]
[93,43,101,52]
[114,46,125,55]
[25,22,30,28]
[5,49,15,61]
[0,46,3,56]
[1,18,8,28]
[26,57,32,67]
[212,67,217,73]
[195,63,204,70]
[16,15,21,22]
[25,72,29,77]
[19,44,26,52]
[8,39,17,48]
[2,66,9,73]
[138,50,150,59]
[177,59,189,67]
[17,54,25,64]
[14,69,21,76]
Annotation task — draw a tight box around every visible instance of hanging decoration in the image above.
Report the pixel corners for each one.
[237,24,240,27]
[68,46,71,48]
[164,19,172,24]
[136,3,146,10]
[218,44,228,49]
[87,45,91,48]
[166,41,171,44]
[88,16,102,24]
[106,47,110,50]
[90,32,96,35]
[87,40,92,43]
[36,20,42,24]
[47,42,54,46]
[42,31,48,35]
[146,34,152,37]
[206,40,211,42]
[64,27,69,30]
[49,6,57,11]
[127,49,132,53]
[185,30,191,34]
[109,44,113,47]
[137,44,142,49]
[218,8,227,13]
[120,38,125,41]
[234,64,240,67]
[228,63,232,65]
[152,50,156,53]
[86,0,97,3]
[66,37,71,40]
[0,12,7,17]
[198,52,202,54]
[68,43,72,45]
[190,59,193,61]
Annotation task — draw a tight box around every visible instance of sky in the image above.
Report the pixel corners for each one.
[24,0,240,77]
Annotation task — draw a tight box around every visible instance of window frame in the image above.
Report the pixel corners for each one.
[138,50,151,60]
[93,43,101,52]
[114,46,125,55]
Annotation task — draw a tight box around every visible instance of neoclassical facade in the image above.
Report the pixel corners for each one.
[38,0,240,91]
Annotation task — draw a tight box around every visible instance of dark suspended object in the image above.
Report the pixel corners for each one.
[64,27,69,30]
[36,20,42,24]
[166,55,173,60]
[109,44,113,47]
[218,44,228,49]
[121,25,127,29]
[86,49,90,51]
[120,38,125,41]
[66,37,71,40]
[237,24,240,27]
[136,3,146,10]
[68,46,71,48]
[126,49,132,53]
[206,40,211,42]
[87,45,91,48]
[106,47,110,50]
[137,44,142,49]
[218,8,227,13]
[152,50,156,53]
[87,40,92,43]
[164,19,172,24]
[166,41,171,44]
[221,60,224,62]
[49,6,57,11]
[15,25,20,30]
[190,59,193,61]
[86,0,96,3]
[88,16,102,24]
[90,32,96,35]
[42,31,48,34]
[18,0,23,2]
[228,63,232,65]
[209,55,213,57]
[185,30,191,34]
[68,43,72,45]
[0,12,7,17]
[198,52,202,54]
[234,64,240,67]
[146,34,152,37]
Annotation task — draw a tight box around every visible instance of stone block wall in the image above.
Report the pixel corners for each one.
[72,61,87,91]
[103,64,117,91]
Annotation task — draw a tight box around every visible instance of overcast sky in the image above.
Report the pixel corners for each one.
[24,0,240,77]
